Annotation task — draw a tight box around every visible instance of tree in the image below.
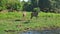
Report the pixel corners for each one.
[0,0,21,11]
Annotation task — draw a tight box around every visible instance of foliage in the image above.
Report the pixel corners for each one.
[30,0,60,13]
[33,7,40,12]
[0,0,60,13]
[0,0,21,11]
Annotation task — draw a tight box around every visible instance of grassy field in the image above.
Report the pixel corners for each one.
[0,11,60,34]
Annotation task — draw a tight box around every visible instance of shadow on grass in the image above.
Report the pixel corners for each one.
[24,20,31,24]
[4,30,17,32]
[15,19,31,24]
[15,19,23,21]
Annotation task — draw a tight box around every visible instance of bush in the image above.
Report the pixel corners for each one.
[0,6,6,11]
[33,7,40,12]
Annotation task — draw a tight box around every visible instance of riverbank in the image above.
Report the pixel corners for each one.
[0,12,60,34]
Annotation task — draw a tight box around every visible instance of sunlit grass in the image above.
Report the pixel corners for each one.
[0,12,60,34]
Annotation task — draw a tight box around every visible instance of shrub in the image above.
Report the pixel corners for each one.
[33,7,40,12]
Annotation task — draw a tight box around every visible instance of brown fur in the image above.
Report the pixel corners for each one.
[30,12,38,19]
[23,11,26,20]
[23,12,26,17]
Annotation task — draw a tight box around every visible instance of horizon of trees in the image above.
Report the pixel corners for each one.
[0,0,60,13]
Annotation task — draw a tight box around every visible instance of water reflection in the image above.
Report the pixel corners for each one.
[19,30,60,34]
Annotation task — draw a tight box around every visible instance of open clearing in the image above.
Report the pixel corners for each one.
[0,12,60,34]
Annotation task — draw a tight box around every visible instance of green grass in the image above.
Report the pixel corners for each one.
[0,12,60,34]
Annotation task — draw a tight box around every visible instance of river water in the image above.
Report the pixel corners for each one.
[19,29,60,34]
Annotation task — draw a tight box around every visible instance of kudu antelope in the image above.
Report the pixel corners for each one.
[30,11,38,19]
[23,11,26,20]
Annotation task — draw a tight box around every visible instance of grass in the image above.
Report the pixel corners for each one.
[0,11,60,34]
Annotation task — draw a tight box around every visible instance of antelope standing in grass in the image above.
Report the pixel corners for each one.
[23,11,26,20]
[30,11,38,19]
